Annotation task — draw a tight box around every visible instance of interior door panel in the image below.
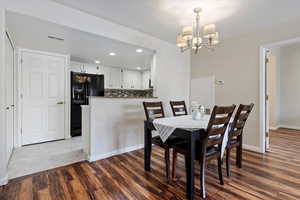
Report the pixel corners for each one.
[21,51,65,145]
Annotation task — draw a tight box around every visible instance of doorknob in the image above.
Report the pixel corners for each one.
[6,107,10,110]
[57,101,64,105]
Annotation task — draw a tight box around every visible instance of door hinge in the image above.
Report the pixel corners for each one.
[265,57,269,64]
[20,58,23,64]
[20,94,23,99]
[20,128,22,135]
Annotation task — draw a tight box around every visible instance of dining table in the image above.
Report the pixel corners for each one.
[144,114,230,200]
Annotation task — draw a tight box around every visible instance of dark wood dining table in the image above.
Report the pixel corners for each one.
[144,120,206,200]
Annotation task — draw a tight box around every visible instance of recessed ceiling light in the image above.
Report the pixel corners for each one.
[95,60,101,64]
[136,49,143,53]
[109,52,116,56]
[136,67,142,70]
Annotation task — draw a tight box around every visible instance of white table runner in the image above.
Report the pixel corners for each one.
[153,115,230,158]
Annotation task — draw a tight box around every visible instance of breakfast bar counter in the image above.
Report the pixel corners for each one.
[82,96,157,162]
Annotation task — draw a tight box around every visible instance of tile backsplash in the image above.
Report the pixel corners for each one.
[104,89,154,98]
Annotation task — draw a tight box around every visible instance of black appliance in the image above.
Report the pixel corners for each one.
[71,72,104,137]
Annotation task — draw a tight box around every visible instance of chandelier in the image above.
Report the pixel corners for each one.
[176,8,219,53]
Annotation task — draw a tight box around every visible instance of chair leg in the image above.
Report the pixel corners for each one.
[236,144,242,168]
[226,148,231,177]
[164,148,170,182]
[172,150,178,180]
[199,156,206,199]
[218,156,224,185]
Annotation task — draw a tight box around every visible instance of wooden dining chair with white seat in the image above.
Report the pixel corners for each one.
[171,105,236,199]
[143,101,181,182]
[226,103,254,177]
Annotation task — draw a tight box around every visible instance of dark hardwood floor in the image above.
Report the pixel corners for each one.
[1,128,300,200]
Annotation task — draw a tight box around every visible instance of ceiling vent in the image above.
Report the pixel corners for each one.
[48,35,64,41]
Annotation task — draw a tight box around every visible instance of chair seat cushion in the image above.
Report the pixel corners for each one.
[152,135,184,148]
[173,141,219,158]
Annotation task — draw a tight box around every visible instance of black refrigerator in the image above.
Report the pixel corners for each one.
[71,72,104,137]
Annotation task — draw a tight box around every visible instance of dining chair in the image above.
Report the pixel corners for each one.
[226,103,254,177]
[169,100,188,179]
[170,101,188,116]
[172,105,236,199]
[143,101,178,182]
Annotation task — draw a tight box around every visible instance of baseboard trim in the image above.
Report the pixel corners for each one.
[88,144,144,162]
[0,174,8,186]
[243,144,261,153]
[278,124,300,130]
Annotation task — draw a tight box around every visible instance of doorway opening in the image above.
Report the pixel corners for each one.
[260,37,300,153]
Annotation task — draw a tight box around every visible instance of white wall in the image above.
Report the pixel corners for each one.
[279,43,300,129]
[0,0,190,182]
[191,17,300,151]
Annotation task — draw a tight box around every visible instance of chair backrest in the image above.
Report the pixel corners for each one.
[170,101,188,116]
[229,103,254,141]
[143,101,165,120]
[205,105,236,148]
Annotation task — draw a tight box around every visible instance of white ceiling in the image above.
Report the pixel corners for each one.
[52,0,300,43]
[6,11,154,70]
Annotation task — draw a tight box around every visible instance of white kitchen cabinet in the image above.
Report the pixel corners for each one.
[123,69,142,89]
[109,67,122,88]
[142,70,151,89]
[102,66,111,88]
[102,66,122,89]
[70,61,102,74]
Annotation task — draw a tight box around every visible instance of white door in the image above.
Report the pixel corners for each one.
[5,33,14,162]
[21,51,66,145]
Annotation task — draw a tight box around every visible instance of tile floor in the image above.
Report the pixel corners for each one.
[8,137,86,179]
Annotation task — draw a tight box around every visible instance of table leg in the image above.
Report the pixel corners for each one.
[185,133,196,200]
[144,121,152,171]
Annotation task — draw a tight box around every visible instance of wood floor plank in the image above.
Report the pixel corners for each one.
[1,128,300,200]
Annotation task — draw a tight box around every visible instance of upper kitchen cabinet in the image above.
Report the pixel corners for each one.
[70,61,102,74]
[142,70,151,89]
[108,67,122,89]
[123,69,142,89]
[97,65,122,89]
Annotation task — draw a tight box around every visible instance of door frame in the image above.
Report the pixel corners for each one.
[259,36,300,154]
[17,48,70,147]
[4,30,15,162]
